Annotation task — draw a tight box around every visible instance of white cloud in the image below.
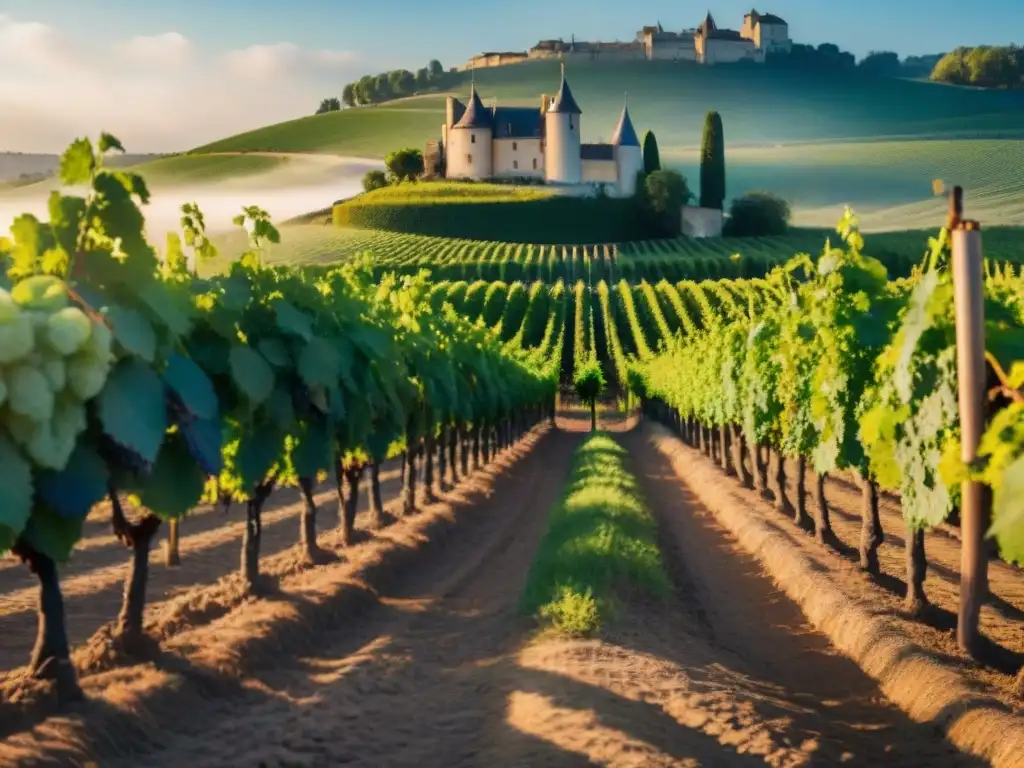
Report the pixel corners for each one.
[221,42,358,79]
[0,14,77,73]
[114,32,192,69]
[0,17,364,154]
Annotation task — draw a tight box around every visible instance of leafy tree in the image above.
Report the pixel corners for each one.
[362,170,389,192]
[643,169,691,237]
[642,130,661,174]
[574,359,605,432]
[415,67,430,88]
[931,46,1021,87]
[428,59,445,79]
[724,192,790,236]
[373,73,390,101]
[388,69,415,97]
[385,148,425,183]
[315,97,341,115]
[858,51,901,76]
[342,83,357,107]
[699,111,725,210]
[358,75,377,104]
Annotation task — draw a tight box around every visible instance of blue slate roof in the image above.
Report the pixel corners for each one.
[453,85,492,129]
[548,67,582,115]
[492,107,542,138]
[610,106,640,147]
[580,144,614,161]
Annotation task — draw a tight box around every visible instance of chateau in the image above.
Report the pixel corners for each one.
[457,9,790,70]
[430,66,644,198]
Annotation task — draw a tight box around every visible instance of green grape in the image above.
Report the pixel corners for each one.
[45,306,93,356]
[7,364,55,422]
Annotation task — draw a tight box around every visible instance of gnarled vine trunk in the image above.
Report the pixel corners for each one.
[719,424,731,474]
[769,449,794,515]
[753,444,770,497]
[905,524,928,614]
[402,445,419,515]
[449,426,460,486]
[422,432,437,505]
[165,519,180,566]
[731,425,753,488]
[110,492,162,648]
[13,541,82,701]
[241,479,276,592]
[341,465,364,545]
[438,426,450,491]
[298,476,320,561]
[368,460,385,529]
[472,426,481,470]
[793,455,812,529]
[812,471,833,544]
[859,473,884,574]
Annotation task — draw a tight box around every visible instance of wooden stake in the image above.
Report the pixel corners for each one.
[951,187,988,654]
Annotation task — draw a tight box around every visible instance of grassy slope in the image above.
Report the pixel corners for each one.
[124,154,287,185]
[193,61,1024,157]
[183,61,1024,228]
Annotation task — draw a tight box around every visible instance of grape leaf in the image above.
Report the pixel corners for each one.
[164,352,218,420]
[139,434,206,519]
[59,138,95,185]
[181,417,223,476]
[229,344,274,405]
[989,453,1024,565]
[258,337,290,368]
[138,281,193,338]
[97,359,168,464]
[22,507,85,563]
[37,443,109,520]
[266,386,296,430]
[107,303,157,362]
[298,336,340,388]
[236,424,283,490]
[274,300,313,340]
[291,419,332,477]
[0,435,33,545]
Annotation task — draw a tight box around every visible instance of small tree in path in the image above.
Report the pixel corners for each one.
[574,359,605,432]
[362,169,388,192]
[699,110,726,210]
[642,130,661,174]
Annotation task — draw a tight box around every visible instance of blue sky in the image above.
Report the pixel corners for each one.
[1,0,1019,152]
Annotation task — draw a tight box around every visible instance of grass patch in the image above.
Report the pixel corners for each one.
[522,434,670,636]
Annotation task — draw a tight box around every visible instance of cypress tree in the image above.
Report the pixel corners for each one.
[642,130,661,174]
[699,111,726,210]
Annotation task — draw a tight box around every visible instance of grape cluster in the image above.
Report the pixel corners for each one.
[0,275,114,471]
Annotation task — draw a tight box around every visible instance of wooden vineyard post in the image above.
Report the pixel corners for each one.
[950,187,988,655]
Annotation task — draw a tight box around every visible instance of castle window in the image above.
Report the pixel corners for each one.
[533,158,538,170]
[513,142,518,151]
[569,116,574,130]
[513,160,519,170]
[471,134,476,144]
[466,154,473,163]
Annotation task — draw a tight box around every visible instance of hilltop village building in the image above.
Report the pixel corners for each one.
[430,66,644,198]
[456,9,790,71]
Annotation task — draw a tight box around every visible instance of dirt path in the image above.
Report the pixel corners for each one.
[616,428,978,766]
[0,459,403,673]
[1,414,984,766]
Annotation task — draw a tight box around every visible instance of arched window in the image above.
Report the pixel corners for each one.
[569,116,574,130]
[471,134,476,144]
[533,158,538,170]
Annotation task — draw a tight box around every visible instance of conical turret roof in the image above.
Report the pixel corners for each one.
[453,84,493,129]
[548,64,581,115]
[610,106,640,147]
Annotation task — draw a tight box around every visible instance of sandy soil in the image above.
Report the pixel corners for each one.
[0,412,984,766]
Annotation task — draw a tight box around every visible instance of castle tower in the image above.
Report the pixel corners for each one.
[544,63,582,185]
[447,83,493,180]
[610,103,642,197]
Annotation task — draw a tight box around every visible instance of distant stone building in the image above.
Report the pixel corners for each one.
[527,36,645,62]
[641,8,790,64]
[456,51,529,72]
[435,66,644,197]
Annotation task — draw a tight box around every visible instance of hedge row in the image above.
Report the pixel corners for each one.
[332,197,646,244]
